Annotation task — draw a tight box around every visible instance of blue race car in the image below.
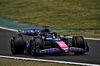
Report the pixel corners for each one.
[10,26,89,56]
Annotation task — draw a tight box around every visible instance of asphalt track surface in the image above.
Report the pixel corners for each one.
[0,29,100,65]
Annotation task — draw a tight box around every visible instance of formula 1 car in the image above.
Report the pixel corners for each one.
[10,26,89,56]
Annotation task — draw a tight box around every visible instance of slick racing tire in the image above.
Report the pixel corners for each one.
[31,38,43,56]
[10,37,25,54]
[72,36,85,55]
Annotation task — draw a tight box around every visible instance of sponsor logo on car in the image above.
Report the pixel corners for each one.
[40,48,58,53]
[70,47,83,51]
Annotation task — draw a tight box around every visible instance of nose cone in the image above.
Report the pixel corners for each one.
[56,41,69,50]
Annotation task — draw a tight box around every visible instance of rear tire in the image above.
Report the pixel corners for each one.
[10,37,25,54]
[72,36,85,55]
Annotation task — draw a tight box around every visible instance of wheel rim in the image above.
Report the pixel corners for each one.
[11,40,14,54]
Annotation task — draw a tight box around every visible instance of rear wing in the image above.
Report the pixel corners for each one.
[21,30,41,33]
[17,30,41,36]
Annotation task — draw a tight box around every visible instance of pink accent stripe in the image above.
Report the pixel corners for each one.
[56,41,69,50]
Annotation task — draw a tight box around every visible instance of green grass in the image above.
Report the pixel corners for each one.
[58,30,100,38]
[0,58,80,66]
[0,0,100,30]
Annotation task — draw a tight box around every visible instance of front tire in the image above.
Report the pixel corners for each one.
[31,38,43,56]
[72,36,85,55]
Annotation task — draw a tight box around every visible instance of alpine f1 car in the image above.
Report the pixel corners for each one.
[10,26,89,56]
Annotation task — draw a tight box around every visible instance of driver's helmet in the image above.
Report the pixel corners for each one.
[45,34,52,38]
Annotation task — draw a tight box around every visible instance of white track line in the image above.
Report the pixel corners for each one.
[0,55,99,66]
[0,26,17,32]
[0,26,100,66]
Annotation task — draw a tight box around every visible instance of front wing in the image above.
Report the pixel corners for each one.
[36,47,87,54]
